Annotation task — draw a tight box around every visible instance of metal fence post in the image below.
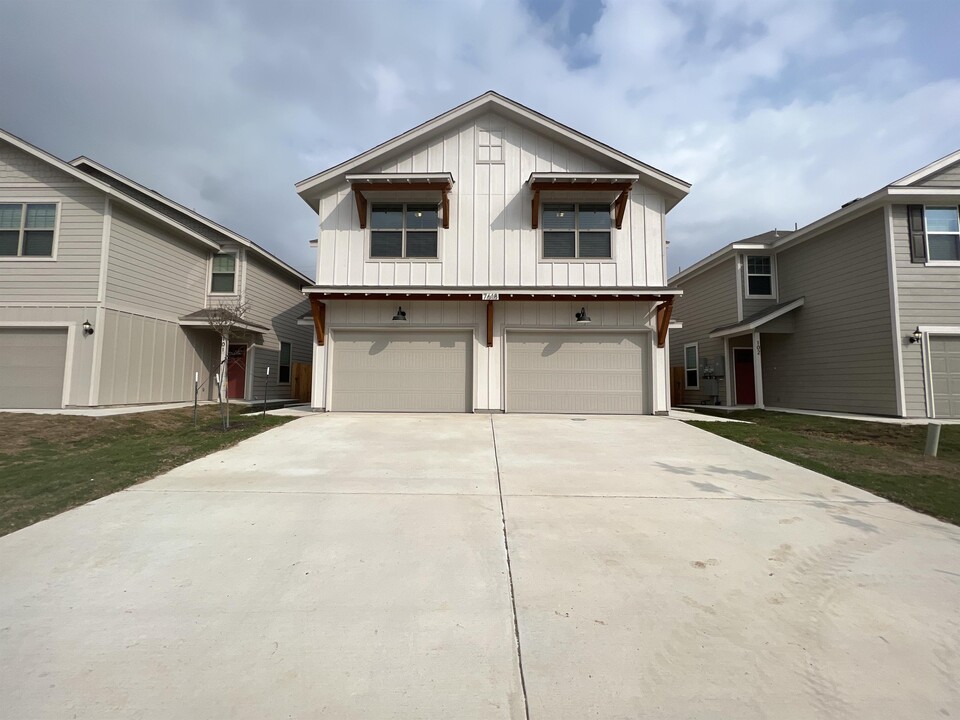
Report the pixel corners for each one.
[262,366,270,417]
[924,423,942,457]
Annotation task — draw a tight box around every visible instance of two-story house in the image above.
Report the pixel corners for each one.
[669,149,960,419]
[295,92,690,414]
[0,129,313,409]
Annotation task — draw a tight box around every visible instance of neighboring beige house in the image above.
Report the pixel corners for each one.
[669,149,960,419]
[0,129,313,409]
[295,91,689,414]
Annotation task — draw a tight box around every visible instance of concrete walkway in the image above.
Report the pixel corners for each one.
[1,414,958,719]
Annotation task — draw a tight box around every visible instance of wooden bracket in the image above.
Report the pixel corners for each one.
[310,297,326,346]
[531,188,541,230]
[354,190,368,230]
[614,189,629,230]
[486,300,494,348]
[655,296,674,348]
[441,187,450,229]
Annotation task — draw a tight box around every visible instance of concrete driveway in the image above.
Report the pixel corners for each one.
[1,414,958,719]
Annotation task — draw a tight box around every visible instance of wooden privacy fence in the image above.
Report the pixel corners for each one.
[291,362,312,403]
[670,366,685,407]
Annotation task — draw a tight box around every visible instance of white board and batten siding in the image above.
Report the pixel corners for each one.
[316,112,666,289]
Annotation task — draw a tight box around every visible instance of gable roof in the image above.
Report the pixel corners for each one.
[71,156,312,286]
[669,229,792,285]
[296,91,691,211]
[890,147,960,186]
[0,127,220,252]
[709,297,805,338]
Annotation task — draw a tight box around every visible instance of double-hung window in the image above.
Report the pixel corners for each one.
[542,203,611,259]
[684,343,699,389]
[278,342,291,384]
[210,253,237,293]
[745,255,773,297]
[370,203,438,258]
[0,203,57,257]
[925,207,960,261]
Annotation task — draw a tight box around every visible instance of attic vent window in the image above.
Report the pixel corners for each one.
[477,129,503,163]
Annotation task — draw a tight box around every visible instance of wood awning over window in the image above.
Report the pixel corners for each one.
[346,173,454,230]
[529,173,639,230]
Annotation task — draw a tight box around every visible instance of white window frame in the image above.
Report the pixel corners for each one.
[368,202,441,261]
[278,341,292,385]
[209,250,239,295]
[923,205,960,266]
[477,128,504,164]
[0,200,61,262]
[744,254,775,299]
[684,342,699,390]
[539,202,615,262]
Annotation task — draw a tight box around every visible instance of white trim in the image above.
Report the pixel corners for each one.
[303,285,681,297]
[734,254,744,321]
[922,205,960,262]
[346,172,454,185]
[0,199,62,261]
[208,249,240,296]
[924,260,960,267]
[884,205,906,417]
[683,342,699,390]
[0,320,77,408]
[917,325,960,334]
[88,304,107,407]
[723,337,732,406]
[752,331,764,409]
[891,149,960,186]
[743,253,776,299]
[709,297,805,338]
[96,198,112,303]
[888,187,960,197]
[528,172,641,184]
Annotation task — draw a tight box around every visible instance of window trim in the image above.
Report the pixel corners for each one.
[209,250,239,295]
[0,200,61,261]
[539,202,615,263]
[368,202,442,261]
[684,342,700,390]
[923,205,960,265]
[744,254,776,299]
[278,341,292,386]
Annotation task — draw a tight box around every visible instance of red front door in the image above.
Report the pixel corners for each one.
[734,348,756,405]
[227,344,246,399]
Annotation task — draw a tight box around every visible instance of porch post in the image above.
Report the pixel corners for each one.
[723,337,732,407]
[752,330,764,409]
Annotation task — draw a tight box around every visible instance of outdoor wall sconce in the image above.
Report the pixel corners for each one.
[82,319,94,336]
[575,307,592,324]
[392,306,407,322]
[909,327,922,344]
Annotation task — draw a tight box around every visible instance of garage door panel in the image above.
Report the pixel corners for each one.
[332,330,471,412]
[507,332,646,414]
[931,335,960,418]
[0,329,68,409]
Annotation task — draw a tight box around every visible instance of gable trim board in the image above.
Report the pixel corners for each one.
[891,148,960,186]
[884,204,906,417]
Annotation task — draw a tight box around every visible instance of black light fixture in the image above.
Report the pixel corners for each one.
[575,307,591,324]
[392,306,407,322]
[909,327,922,344]
[81,319,94,336]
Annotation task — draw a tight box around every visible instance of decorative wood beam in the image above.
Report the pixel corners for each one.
[310,297,326,346]
[529,181,633,193]
[441,187,450,229]
[350,182,452,193]
[531,188,541,230]
[655,296,675,348]
[614,189,629,230]
[354,190,368,230]
[486,300,494,348]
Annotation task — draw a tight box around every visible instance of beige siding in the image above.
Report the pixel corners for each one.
[316,111,666,289]
[0,141,105,303]
[891,205,960,416]
[97,308,219,405]
[762,209,896,414]
[669,258,738,405]
[916,161,960,187]
[106,206,208,318]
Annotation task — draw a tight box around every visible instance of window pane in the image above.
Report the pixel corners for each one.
[579,231,611,258]
[406,205,438,230]
[279,366,291,384]
[212,253,235,272]
[211,273,235,293]
[22,230,54,256]
[543,231,576,258]
[279,342,291,365]
[747,256,771,274]
[926,207,960,233]
[578,204,611,230]
[685,346,697,369]
[929,234,960,261]
[25,204,56,229]
[542,204,575,230]
[0,204,22,229]
[371,231,402,257]
[406,231,437,258]
[0,230,18,255]
[686,369,698,387]
[371,204,403,229]
[748,275,773,295]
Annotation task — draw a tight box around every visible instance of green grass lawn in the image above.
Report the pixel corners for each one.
[0,405,294,537]
[687,409,960,525]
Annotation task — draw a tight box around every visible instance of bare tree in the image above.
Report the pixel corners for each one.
[204,298,251,430]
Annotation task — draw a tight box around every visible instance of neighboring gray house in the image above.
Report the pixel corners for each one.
[0,129,313,409]
[669,149,960,419]
[296,92,689,414]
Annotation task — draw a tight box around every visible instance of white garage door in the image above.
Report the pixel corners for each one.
[930,335,960,418]
[506,331,646,414]
[0,328,68,409]
[331,330,471,412]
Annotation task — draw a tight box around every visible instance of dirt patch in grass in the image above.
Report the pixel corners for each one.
[0,406,294,536]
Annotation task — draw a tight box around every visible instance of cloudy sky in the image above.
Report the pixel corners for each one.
[2,0,958,277]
